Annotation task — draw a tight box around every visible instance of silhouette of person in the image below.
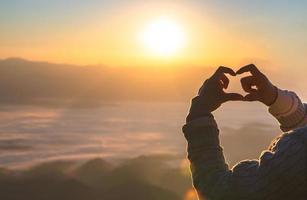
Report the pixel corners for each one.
[183,64,307,200]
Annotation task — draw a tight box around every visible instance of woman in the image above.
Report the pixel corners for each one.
[183,64,307,200]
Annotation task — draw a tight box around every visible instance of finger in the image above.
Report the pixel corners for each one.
[244,92,260,102]
[236,64,261,75]
[213,66,236,78]
[241,76,258,93]
[220,74,229,89]
[223,93,244,102]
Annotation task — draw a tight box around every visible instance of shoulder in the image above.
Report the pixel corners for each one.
[269,126,307,152]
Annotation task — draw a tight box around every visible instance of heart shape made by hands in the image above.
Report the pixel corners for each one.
[224,73,251,96]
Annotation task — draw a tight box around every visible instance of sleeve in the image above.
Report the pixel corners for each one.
[183,118,306,200]
[269,89,307,131]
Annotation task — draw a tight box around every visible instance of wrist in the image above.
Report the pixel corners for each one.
[186,110,212,123]
[264,85,278,106]
[183,115,218,146]
[187,96,212,123]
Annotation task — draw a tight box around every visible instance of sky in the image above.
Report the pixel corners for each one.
[1,0,307,176]
[0,0,307,69]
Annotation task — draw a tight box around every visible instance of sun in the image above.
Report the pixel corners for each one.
[140,17,186,57]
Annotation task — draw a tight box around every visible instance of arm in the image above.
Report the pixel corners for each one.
[183,114,232,200]
[184,64,306,200]
[183,66,243,199]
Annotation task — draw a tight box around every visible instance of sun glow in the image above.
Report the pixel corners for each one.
[140,17,186,57]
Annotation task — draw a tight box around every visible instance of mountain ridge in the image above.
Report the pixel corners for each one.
[0,57,213,106]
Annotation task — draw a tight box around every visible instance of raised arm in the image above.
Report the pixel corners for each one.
[183,66,245,199]
[236,64,307,131]
[183,65,307,200]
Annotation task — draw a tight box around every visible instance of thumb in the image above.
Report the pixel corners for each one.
[244,92,260,102]
[223,93,244,102]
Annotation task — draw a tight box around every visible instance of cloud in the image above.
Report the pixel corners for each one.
[0,120,283,198]
[0,139,33,152]
[0,102,282,169]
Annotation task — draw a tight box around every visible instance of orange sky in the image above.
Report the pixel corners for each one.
[0,1,307,70]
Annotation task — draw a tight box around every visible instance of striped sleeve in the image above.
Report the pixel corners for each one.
[269,89,307,131]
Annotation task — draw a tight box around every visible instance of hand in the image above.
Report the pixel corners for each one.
[236,64,278,106]
[187,67,244,122]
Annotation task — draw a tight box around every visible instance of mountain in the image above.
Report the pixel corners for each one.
[0,175,100,200]
[0,58,213,106]
[103,180,179,200]
[72,158,113,189]
[0,57,304,106]
[0,156,188,200]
